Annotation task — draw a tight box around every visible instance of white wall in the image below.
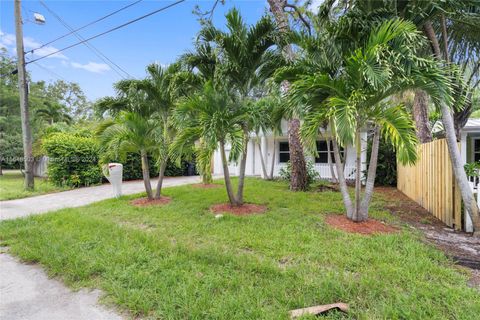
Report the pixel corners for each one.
[213,129,368,182]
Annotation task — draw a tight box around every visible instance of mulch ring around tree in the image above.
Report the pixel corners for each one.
[325,214,398,235]
[191,183,222,189]
[210,203,267,216]
[129,196,172,207]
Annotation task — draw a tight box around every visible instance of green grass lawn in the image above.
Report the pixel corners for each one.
[0,170,68,200]
[0,178,478,319]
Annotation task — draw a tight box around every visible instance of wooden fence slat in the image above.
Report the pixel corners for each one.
[397,139,461,229]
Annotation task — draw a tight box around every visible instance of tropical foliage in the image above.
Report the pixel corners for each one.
[284,19,452,221]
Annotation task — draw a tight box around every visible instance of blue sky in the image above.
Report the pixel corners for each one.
[0,0,272,101]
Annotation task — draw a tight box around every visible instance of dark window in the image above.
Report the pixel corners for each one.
[315,140,344,164]
[279,142,290,163]
[475,139,480,161]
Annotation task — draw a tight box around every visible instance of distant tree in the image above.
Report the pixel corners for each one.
[35,101,72,125]
[46,80,91,118]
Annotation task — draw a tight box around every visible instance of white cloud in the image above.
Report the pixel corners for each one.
[71,61,111,74]
[0,29,67,60]
[23,36,68,60]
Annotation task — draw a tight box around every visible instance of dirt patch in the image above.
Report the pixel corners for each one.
[376,187,480,288]
[325,214,398,235]
[210,203,267,216]
[317,184,339,192]
[375,187,443,227]
[129,196,171,207]
[191,183,221,189]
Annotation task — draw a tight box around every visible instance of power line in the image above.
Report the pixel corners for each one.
[32,61,67,81]
[27,0,143,53]
[26,0,186,65]
[39,0,132,79]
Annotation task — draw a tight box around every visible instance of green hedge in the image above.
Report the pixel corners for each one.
[111,153,194,180]
[43,133,102,187]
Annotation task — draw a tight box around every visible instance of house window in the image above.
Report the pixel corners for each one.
[474,139,480,162]
[279,141,290,163]
[315,140,344,164]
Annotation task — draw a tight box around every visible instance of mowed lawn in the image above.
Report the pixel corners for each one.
[0,178,478,319]
[0,170,68,200]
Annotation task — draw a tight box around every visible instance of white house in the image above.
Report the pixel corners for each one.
[459,118,480,232]
[460,119,480,165]
[213,120,368,180]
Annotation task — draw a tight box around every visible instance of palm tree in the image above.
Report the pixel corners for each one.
[251,92,282,180]
[197,8,283,204]
[97,65,180,200]
[35,101,72,125]
[98,111,158,200]
[171,82,245,206]
[267,0,310,191]
[289,19,453,221]
[314,0,480,231]
[135,63,180,199]
[174,44,220,185]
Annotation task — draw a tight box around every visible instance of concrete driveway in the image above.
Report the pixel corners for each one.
[0,175,203,319]
[0,175,201,220]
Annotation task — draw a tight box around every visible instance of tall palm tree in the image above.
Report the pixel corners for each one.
[289,19,453,221]
[135,63,180,199]
[304,0,480,231]
[171,82,245,206]
[98,65,180,200]
[267,0,309,191]
[196,8,283,204]
[175,42,219,185]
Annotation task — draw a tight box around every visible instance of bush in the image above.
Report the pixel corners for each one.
[115,153,158,180]
[107,153,194,181]
[278,161,319,188]
[366,137,397,186]
[43,132,102,187]
[464,162,480,177]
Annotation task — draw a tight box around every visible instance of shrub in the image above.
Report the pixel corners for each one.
[106,153,194,180]
[43,132,102,187]
[366,138,397,186]
[464,162,480,177]
[279,161,319,188]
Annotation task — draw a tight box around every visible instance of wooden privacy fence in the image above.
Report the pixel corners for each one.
[397,139,462,230]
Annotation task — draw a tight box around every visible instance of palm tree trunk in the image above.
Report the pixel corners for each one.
[360,126,380,220]
[424,19,480,234]
[423,20,442,58]
[289,119,308,191]
[441,102,480,234]
[140,150,153,200]
[269,136,276,180]
[219,140,238,206]
[154,158,168,199]
[353,126,362,222]
[413,90,433,143]
[235,129,249,206]
[267,0,308,191]
[326,137,338,183]
[257,141,268,179]
[440,14,450,63]
[331,125,354,219]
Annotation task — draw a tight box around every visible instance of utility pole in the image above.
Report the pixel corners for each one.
[14,0,34,190]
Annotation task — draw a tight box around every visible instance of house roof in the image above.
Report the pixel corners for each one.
[462,118,480,132]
